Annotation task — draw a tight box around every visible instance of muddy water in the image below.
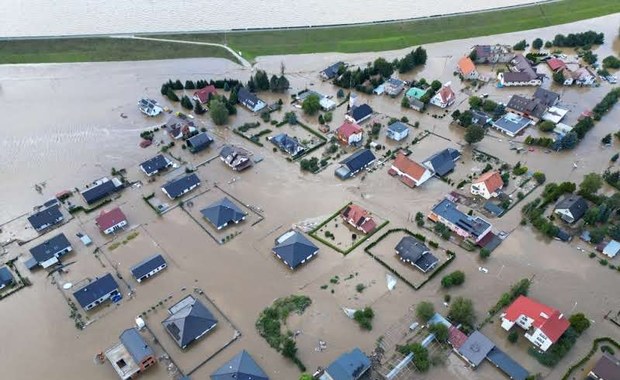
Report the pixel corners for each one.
[1,0,538,37]
[1,13,620,380]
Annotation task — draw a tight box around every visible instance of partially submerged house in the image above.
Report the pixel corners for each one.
[470,171,504,199]
[428,199,492,243]
[186,132,214,154]
[28,204,64,232]
[341,204,377,234]
[386,121,409,141]
[29,233,73,269]
[455,330,495,368]
[200,197,246,230]
[336,121,363,146]
[319,348,371,380]
[346,104,373,124]
[501,295,570,352]
[162,295,218,349]
[471,44,514,64]
[602,240,620,259]
[130,254,167,283]
[430,82,456,108]
[270,133,306,157]
[389,153,433,188]
[96,207,128,235]
[81,177,123,205]
[457,56,479,80]
[491,112,532,137]
[395,236,439,273]
[138,98,163,117]
[564,67,597,86]
[405,87,428,111]
[546,58,567,72]
[498,55,542,87]
[533,88,560,108]
[334,149,376,180]
[73,273,122,311]
[320,62,344,81]
[0,267,14,290]
[166,116,197,140]
[506,95,547,123]
[423,148,461,177]
[193,85,218,104]
[470,109,493,127]
[105,328,157,380]
[542,106,569,124]
[237,87,266,113]
[384,78,406,96]
[139,154,173,177]
[554,195,588,224]
[588,353,620,380]
[219,145,253,171]
[161,174,201,200]
[272,230,319,270]
[211,350,269,380]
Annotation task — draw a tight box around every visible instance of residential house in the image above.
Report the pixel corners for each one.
[405,87,428,111]
[428,199,492,243]
[571,67,597,86]
[389,153,433,188]
[161,174,201,200]
[139,154,173,177]
[336,121,363,146]
[423,148,461,177]
[334,149,376,180]
[320,97,336,111]
[186,132,213,153]
[29,233,73,269]
[341,204,377,234]
[455,331,495,368]
[237,87,266,113]
[546,58,567,72]
[533,88,560,108]
[470,171,504,199]
[386,121,409,141]
[81,177,123,205]
[193,85,217,104]
[200,197,246,230]
[385,78,406,96]
[162,295,218,349]
[395,236,439,273]
[105,328,157,380]
[346,104,373,124]
[0,267,14,290]
[470,109,492,127]
[73,273,121,311]
[270,133,306,157]
[542,106,569,124]
[138,98,163,117]
[491,112,533,137]
[320,62,344,81]
[498,55,542,87]
[28,205,64,232]
[506,95,547,122]
[602,240,620,259]
[319,348,371,380]
[500,295,570,352]
[166,116,197,140]
[554,195,588,223]
[457,56,479,80]
[471,45,514,64]
[430,82,456,108]
[130,254,167,283]
[588,353,620,380]
[211,350,269,380]
[96,207,128,235]
[272,230,319,270]
[219,145,253,171]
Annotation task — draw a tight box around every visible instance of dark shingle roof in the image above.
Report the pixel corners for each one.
[555,195,588,221]
[424,148,460,177]
[0,267,14,288]
[395,236,438,272]
[431,199,491,238]
[27,205,63,231]
[272,231,319,269]
[271,133,305,157]
[140,154,171,175]
[120,328,154,364]
[200,198,246,229]
[341,149,376,173]
[187,132,214,153]
[487,347,529,380]
[321,62,343,79]
[326,348,371,380]
[81,178,122,205]
[130,254,167,281]
[73,273,119,309]
[162,297,218,348]
[506,95,546,119]
[457,331,495,367]
[237,87,264,110]
[533,88,560,108]
[162,174,201,199]
[350,104,373,122]
[29,233,72,264]
[211,350,269,380]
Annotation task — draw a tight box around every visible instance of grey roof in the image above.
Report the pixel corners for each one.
[0,267,14,287]
[326,348,371,380]
[487,347,529,380]
[81,179,122,205]
[424,148,461,177]
[237,87,264,110]
[130,254,167,281]
[457,331,495,367]
[470,109,492,127]
[219,145,253,171]
[555,229,572,242]
[506,95,546,119]
[271,133,305,157]
[200,197,246,229]
[509,54,539,81]
[140,154,171,175]
[29,233,72,264]
[162,297,218,348]
[432,199,491,239]
[533,88,560,107]
[555,195,588,221]
[272,231,319,269]
[211,350,269,380]
[350,104,373,122]
[387,121,408,134]
[483,202,505,216]
[120,328,154,364]
[492,112,532,135]
[395,236,438,272]
[162,173,200,199]
[187,132,213,153]
[321,62,344,79]
[591,353,620,380]
[27,205,63,231]
[73,273,120,309]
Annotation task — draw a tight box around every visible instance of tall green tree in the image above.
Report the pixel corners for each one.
[253,70,270,91]
[302,94,321,115]
[416,301,435,322]
[448,297,476,326]
[532,38,544,49]
[569,313,591,334]
[209,99,229,125]
[579,173,603,195]
[464,125,485,145]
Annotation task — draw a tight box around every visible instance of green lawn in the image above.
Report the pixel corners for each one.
[0,0,618,64]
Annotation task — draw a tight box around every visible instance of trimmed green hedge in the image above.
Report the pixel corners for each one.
[233,128,264,147]
[68,197,113,214]
[562,337,620,380]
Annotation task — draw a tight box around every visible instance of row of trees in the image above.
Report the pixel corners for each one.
[247,69,290,93]
[552,31,604,47]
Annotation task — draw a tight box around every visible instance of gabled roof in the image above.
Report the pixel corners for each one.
[406,87,429,100]
[603,240,620,258]
[448,326,468,349]
[554,195,588,221]
[120,328,154,364]
[350,104,373,122]
[211,350,269,380]
[28,205,63,231]
[187,132,214,153]
[162,296,218,348]
[506,95,547,119]
[473,171,504,194]
[457,331,495,367]
[533,88,560,108]
[130,254,167,280]
[271,133,305,156]
[219,145,253,171]
[431,199,491,238]
[392,153,429,181]
[95,207,127,232]
[325,348,371,380]
[341,204,376,234]
[546,58,566,71]
[0,267,14,287]
[81,178,122,205]
[424,148,460,177]
[503,295,569,343]
[458,56,476,75]
[29,233,72,264]
[140,154,172,175]
[590,353,620,380]
[395,236,439,272]
[73,273,119,309]
[162,174,201,199]
[272,231,319,269]
[193,85,218,103]
[321,62,343,79]
[435,84,455,104]
[341,149,376,172]
[237,87,264,109]
[337,121,363,139]
[200,197,246,229]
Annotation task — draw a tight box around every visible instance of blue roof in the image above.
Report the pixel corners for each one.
[120,328,154,364]
[487,347,529,380]
[321,62,343,79]
[351,104,373,122]
[73,273,120,309]
[326,348,371,380]
[492,112,532,135]
[27,205,63,231]
[29,233,72,264]
[431,199,491,239]
[162,173,201,199]
[140,154,171,175]
[130,254,167,281]
[0,267,14,287]
[211,350,269,380]
[200,198,246,229]
[272,231,319,269]
[81,178,122,205]
[424,148,460,177]
[339,149,376,176]
[271,133,305,157]
[162,297,218,348]
[387,121,409,133]
[483,202,505,216]
[457,331,495,367]
[187,132,214,153]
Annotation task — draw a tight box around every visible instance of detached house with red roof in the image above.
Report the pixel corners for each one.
[336,121,363,146]
[500,295,570,352]
[341,204,377,234]
[96,207,128,235]
[193,85,218,104]
[430,82,456,108]
[470,171,504,199]
[389,153,433,188]
[457,57,479,80]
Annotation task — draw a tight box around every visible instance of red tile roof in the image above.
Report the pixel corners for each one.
[437,84,455,104]
[503,295,570,343]
[96,207,127,232]
[449,326,468,349]
[392,153,428,182]
[341,204,376,234]
[473,171,504,194]
[336,121,363,141]
[546,58,566,72]
[457,56,476,75]
[193,85,218,104]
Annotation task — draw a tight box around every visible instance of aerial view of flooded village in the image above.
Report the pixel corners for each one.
[1,1,620,379]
